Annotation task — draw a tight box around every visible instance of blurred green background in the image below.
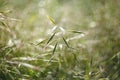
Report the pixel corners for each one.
[0,0,120,80]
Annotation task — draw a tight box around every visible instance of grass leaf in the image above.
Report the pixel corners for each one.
[47,15,56,25]
[47,32,56,44]
[62,37,69,48]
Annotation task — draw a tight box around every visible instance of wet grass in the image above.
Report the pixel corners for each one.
[0,0,120,80]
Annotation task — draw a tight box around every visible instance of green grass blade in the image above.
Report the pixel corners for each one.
[47,15,56,25]
[90,57,93,67]
[53,42,57,55]
[62,37,69,48]
[71,30,84,34]
[47,32,56,44]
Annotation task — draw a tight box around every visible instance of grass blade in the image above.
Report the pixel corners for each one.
[90,56,93,67]
[47,32,56,44]
[47,15,56,25]
[62,37,69,48]
[71,30,84,34]
[53,42,57,55]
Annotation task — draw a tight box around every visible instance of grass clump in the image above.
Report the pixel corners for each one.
[0,0,120,80]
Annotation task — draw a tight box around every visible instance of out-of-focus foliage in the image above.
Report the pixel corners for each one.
[0,0,120,80]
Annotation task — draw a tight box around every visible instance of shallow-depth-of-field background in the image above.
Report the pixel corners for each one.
[0,0,120,80]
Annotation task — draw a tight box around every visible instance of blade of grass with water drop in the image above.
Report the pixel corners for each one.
[36,39,46,46]
[53,42,57,55]
[71,30,84,34]
[90,56,93,67]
